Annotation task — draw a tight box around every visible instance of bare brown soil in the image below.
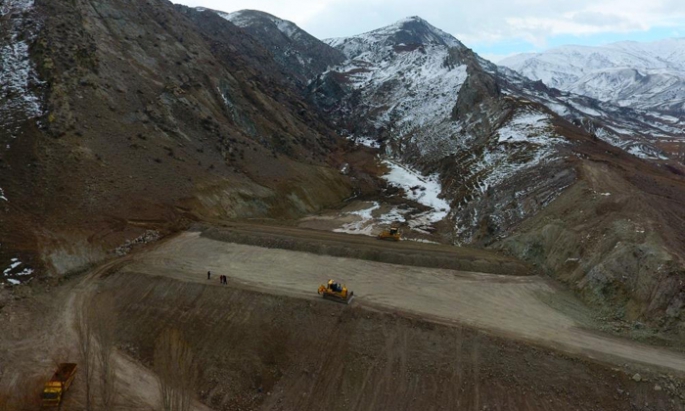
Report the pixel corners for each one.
[2,229,685,410]
[199,222,530,275]
[100,270,683,411]
[122,232,685,375]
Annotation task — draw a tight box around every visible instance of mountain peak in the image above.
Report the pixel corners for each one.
[400,15,426,23]
[218,9,300,39]
[385,16,462,47]
[325,16,464,59]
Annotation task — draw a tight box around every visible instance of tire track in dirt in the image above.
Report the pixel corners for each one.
[0,247,214,410]
[121,231,685,374]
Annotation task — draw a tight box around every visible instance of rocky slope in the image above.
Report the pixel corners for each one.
[501,39,685,115]
[213,9,346,89]
[303,17,685,338]
[3,0,685,342]
[0,0,360,281]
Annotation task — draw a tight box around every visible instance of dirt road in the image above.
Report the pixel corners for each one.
[0,255,212,410]
[122,231,685,374]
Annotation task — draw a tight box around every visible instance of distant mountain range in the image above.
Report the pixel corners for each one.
[500,39,685,115]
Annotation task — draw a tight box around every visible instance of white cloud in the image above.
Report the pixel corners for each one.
[173,0,685,49]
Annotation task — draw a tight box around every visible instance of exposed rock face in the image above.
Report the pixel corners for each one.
[452,57,501,123]
[0,0,355,276]
[309,17,578,246]
[212,9,346,90]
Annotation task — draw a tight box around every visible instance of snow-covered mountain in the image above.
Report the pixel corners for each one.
[212,9,345,88]
[320,17,470,158]
[307,17,685,242]
[500,39,685,114]
[308,17,579,242]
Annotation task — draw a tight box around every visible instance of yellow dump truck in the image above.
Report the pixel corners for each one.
[42,363,77,407]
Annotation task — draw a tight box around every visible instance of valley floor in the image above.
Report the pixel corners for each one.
[128,229,685,374]
[2,224,685,410]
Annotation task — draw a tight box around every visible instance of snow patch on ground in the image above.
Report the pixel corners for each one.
[3,257,34,284]
[3,261,22,274]
[0,187,7,202]
[349,135,381,149]
[333,202,380,235]
[381,160,450,223]
[332,201,420,237]
[497,111,559,145]
[627,145,668,160]
[377,207,410,225]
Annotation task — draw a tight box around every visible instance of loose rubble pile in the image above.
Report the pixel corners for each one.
[115,230,161,256]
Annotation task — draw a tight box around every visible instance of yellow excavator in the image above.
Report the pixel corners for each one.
[378,227,401,241]
[318,280,354,304]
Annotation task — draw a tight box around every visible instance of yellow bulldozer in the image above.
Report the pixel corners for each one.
[377,227,401,241]
[318,280,354,304]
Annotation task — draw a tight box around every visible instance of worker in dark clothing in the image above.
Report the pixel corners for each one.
[208,271,211,280]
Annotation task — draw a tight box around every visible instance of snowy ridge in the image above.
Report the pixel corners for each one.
[325,16,464,58]
[0,0,43,142]
[499,66,676,160]
[317,17,676,242]
[322,18,469,160]
[500,39,685,114]
[485,110,566,190]
[449,108,572,242]
[333,45,467,132]
[319,17,583,242]
[221,10,301,40]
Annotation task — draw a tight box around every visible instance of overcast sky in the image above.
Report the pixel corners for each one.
[172,0,685,62]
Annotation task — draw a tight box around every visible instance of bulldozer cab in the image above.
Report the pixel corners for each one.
[389,227,398,235]
[328,280,343,292]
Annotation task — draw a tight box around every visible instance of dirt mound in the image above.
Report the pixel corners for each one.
[200,223,530,275]
[99,271,683,411]
[501,153,685,344]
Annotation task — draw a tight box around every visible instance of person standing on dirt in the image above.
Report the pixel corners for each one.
[208,271,211,280]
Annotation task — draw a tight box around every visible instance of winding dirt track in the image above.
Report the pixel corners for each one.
[122,231,685,374]
[0,254,212,410]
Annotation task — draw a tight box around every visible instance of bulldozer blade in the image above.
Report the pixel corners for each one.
[323,292,354,305]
